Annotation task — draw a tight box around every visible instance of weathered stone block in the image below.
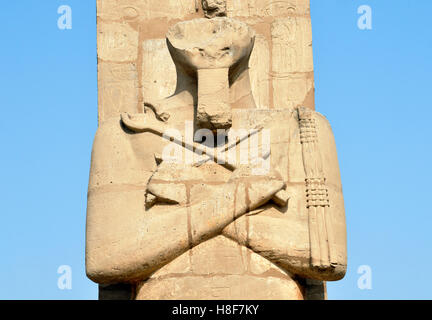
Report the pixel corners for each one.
[97,0,197,20]
[271,17,313,75]
[98,62,138,121]
[273,73,314,109]
[142,39,176,102]
[97,22,139,62]
[226,0,310,18]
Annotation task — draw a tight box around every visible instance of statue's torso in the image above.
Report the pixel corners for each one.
[87,106,345,300]
[131,107,310,300]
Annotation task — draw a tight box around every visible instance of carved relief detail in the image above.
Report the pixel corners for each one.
[98,62,139,122]
[142,39,176,102]
[226,0,309,18]
[97,22,139,62]
[97,0,197,20]
[271,17,313,75]
[298,106,334,268]
[305,178,330,208]
[298,109,330,207]
[299,113,317,143]
[202,0,227,18]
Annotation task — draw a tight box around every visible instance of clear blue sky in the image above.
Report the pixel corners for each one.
[0,0,430,300]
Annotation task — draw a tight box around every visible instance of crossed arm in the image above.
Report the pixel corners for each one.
[86,174,284,284]
[86,118,346,284]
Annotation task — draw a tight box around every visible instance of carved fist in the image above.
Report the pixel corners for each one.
[228,165,286,211]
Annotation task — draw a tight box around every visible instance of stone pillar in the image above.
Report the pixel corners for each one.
[92,0,335,300]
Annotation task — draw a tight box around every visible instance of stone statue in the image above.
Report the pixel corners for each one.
[87,0,347,300]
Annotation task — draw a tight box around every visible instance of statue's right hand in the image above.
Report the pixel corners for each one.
[228,165,285,212]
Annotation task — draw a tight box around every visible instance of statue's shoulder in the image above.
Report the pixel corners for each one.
[311,110,336,136]
[294,107,337,140]
[89,115,159,189]
[94,115,159,151]
[240,107,337,145]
